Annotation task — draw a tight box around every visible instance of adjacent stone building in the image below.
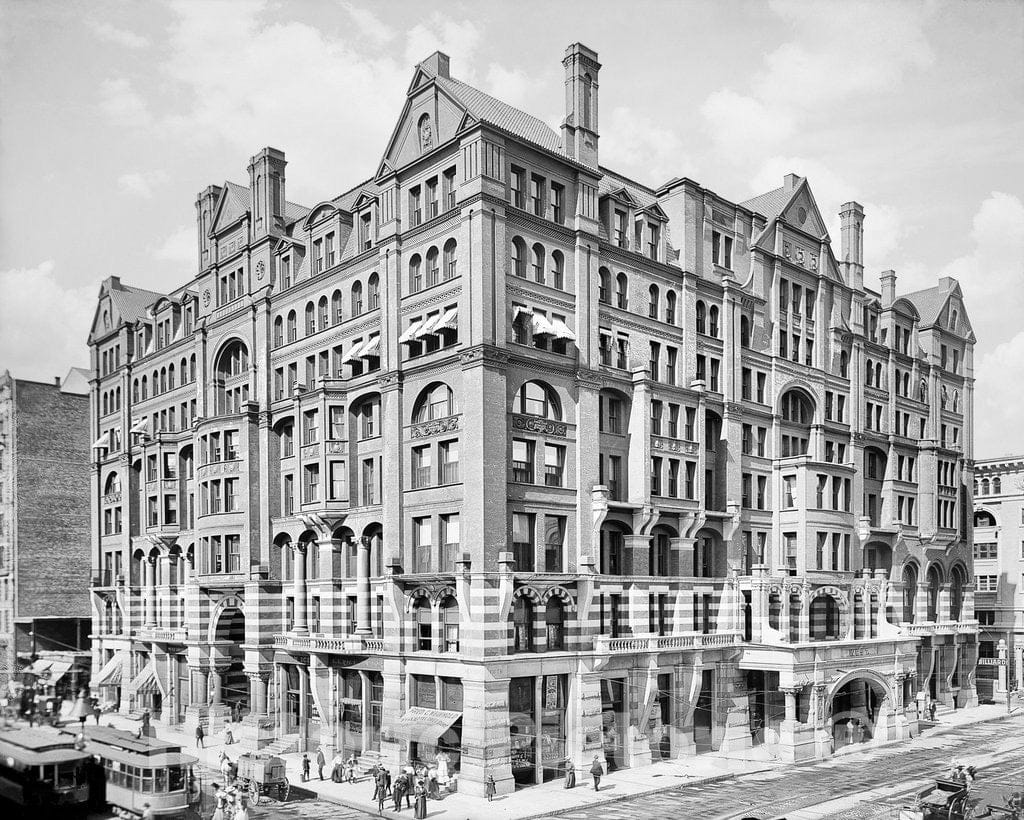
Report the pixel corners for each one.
[0,369,93,692]
[87,44,979,795]
[972,457,1024,699]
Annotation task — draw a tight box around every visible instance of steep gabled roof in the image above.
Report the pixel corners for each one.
[109,283,164,324]
[901,279,959,328]
[435,76,563,155]
[740,186,789,221]
[598,170,659,209]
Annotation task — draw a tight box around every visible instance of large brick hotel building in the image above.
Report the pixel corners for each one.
[86,44,979,795]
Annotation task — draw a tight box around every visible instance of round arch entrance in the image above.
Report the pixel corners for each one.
[829,674,889,750]
[210,603,247,718]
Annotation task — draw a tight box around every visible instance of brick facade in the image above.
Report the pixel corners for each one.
[88,43,978,794]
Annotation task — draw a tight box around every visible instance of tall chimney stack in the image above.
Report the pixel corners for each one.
[561,43,601,167]
[880,270,897,308]
[839,201,865,291]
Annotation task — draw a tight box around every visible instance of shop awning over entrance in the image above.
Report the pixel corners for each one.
[388,707,461,744]
[94,654,127,687]
[46,660,72,685]
[129,663,161,695]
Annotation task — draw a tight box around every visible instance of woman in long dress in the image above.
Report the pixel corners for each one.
[210,785,227,820]
[563,759,575,789]
[413,779,428,819]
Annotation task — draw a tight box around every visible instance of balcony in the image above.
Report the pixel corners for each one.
[139,626,188,643]
[273,634,388,654]
[594,631,742,655]
[901,621,979,637]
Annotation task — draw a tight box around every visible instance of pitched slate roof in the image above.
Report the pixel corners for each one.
[222,181,310,227]
[436,76,563,155]
[332,178,379,212]
[740,185,790,220]
[109,283,164,324]
[598,170,659,209]
[901,280,956,327]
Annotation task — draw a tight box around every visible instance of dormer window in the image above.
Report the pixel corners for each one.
[410,185,422,227]
[281,255,292,288]
[711,230,733,269]
[648,223,660,261]
[613,210,627,248]
[325,232,336,268]
[314,238,324,273]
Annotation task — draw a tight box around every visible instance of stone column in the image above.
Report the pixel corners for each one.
[938,583,951,623]
[916,582,930,623]
[191,667,209,706]
[298,663,310,748]
[797,588,811,643]
[716,659,752,754]
[356,538,372,635]
[782,687,799,723]
[293,542,308,634]
[145,556,157,627]
[210,668,223,706]
[624,534,651,576]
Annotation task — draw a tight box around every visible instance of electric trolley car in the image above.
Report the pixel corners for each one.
[59,726,197,819]
[0,728,90,812]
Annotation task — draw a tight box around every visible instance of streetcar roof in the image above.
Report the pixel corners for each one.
[0,733,89,767]
[59,725,184,756]
[0,727,79,752]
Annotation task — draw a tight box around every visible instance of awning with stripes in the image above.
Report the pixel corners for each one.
[340,339,368,364]
[530,313,556,337]
[359,336,380,359]
[548,317,576,341]
[438,307,458,330]
[399,318,425,344]
[93,653,127,687]
[417,313,443,337]
[129,662,161,695]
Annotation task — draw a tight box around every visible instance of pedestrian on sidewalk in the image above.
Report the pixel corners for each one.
[301,752,311,782]
[563,759,575,789]
[384,766,392,796]
[377,777,387,815]
[413,779,427,818]
[929,701,937,721]
[316,746,326,781]
[346,753,358,783]
[331,751,344,782]
[393,773,407,812]
[195,724,205,748]
[590,755,603,791]
[485,773,496,801]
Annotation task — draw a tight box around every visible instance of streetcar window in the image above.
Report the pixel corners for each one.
[141,767,154,793]
[57,762,77,787]
[155,767,167,792]
[168,765,184,791]
[40,764,54,783]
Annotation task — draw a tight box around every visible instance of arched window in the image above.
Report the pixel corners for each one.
[367,273,380,309]
[840,350,849,378]
[273,316,284,348]
[780,389,814,456]
[441,596,459,652]
[181,358,188,382]
[351,281,363,316]
[740,316,751,348]
[950,566,966,621]
[940,385,948,409]
[981,478,990,494]
[102,394,109,415]
[115,386,120,409]
[318,295,329,330]
[866,359,874,387]
[648,284,660,319]
[902,564,918,623]
[426,246,440,287]
[665,290,677,324]
[926,565,942,622]
[550,250,564,290]
[708,305,719,337]
[513,381,561,419]
[780,390,813,424]
[809,595,840,641]
[696,301,707,334]
[189,354,197,382]
[615,272,628,309]
[412,383,457,423]
[141,376,148,400]
[305,301,315,335]
[919,378,928,402]
[598,267,610,303]
[531,243,545,284]
[994,477,1002,494]
[442,240,457,281]
[159,368,166,394]
[513,597,534,652]
[952,390,960,412]
[168,364,175,390]
[545,598,565,650]
[214,340,250,415]
[332,290,343,324]
[511,237,527,278]
[409,254,423,292]
[950,309,958,330]
[284,311,296,344]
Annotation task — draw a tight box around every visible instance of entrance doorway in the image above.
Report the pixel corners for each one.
[831,676,887,749]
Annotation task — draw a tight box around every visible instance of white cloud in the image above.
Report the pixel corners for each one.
[700,90,795,158]
[601,107,693,186]
[975,330,1024,457]
[117,170,170,199]
[90,21,150,50]
[99,78,152,127]
[0,261,93,379]
[404,15,482,73]
[341,3,394,48]
[151,225,195,265]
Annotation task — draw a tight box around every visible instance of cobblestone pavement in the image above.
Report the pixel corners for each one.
[544,717,1024,820]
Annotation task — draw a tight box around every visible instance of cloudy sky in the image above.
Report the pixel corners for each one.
[1,0,1022,456]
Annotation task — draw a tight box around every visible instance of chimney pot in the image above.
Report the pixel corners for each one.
[420,51,450,80]
[54,377,61,387]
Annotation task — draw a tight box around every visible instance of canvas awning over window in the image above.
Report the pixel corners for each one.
[548,317,576,341]
[46,660,72,685]
[94,653,127,687]
[416,313,443,338]
[387,707,461,744]
[439,307,458,330]
[341,340,368,364]
[91,432,111,450]
[129,662,160,695]
[129,417,150,436]
[530,313,556,337]
[23,659,53,677]
[359,337,380,359]
[399,319,425,344]
[512,305,532,323]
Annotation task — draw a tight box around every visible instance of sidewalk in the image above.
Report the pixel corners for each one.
[95,702,1019,820]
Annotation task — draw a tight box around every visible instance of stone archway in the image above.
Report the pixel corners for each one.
[827,671,891,750]
[208,596,247,719]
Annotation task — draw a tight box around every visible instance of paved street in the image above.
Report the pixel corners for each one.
[547,715,1024,820]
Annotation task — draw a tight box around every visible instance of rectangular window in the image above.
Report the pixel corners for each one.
[783,475,796,509]
[756,372,766,403]
[668,459,680,497]
[512,438,535,483]
[224,478,238,512]
[409,185,422,226]
[361,458,378,505]
[551,182,564,223]
[530,174,544,215]
[425,177,438,218]
[651,457,662,496]
[329,461,346,500]
[440,513,460,571]
[443,167,457,210]
[510,167,524,208]
[411,445,432,489]
[544,443,565,487]
[303,409,319,444]
[512,512,535,571]
[303,464,320,503]
[440,439,459,485]
[742,368,752,400]
[413,517,432,573]
[651,400,663,435]
[544,516,565,572]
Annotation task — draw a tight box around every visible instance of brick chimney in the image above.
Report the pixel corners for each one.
[561,43,600,167]
[420,51,450,79]
[248,147,287,240]
[840,201,865,291]
[880,270,897,308]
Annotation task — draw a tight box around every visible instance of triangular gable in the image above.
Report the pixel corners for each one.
[456,111,478,135]
[603,187,639,208]
[407,66,435,96]
[88,290,117,343]
[937,283,975,340]
[375,159,395,183]
[353,190,377,210]
[639,202,668,221]
[210,182,248,235]
[380,78,469,172]
[781,179,829,240]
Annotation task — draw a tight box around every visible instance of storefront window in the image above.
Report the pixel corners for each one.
[509,677,536,785]
[601,678,627,771]
[539,675,567,782]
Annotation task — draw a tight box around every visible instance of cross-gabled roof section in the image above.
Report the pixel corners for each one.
[902,277,973,339]
[740,185,790,221]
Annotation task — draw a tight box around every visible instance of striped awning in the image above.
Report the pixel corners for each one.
[94,653,126,687]
[530,313,556,337]
[129,417,150,436]
[341,339,368,364]
[548,317,576,341]
[438,307,458,330]
[359,336,380,359]
[129,663,160,695]
[399,318,425,344]
[417,313,443,337]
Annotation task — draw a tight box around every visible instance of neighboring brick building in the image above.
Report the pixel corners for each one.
[0,368,92,692]
[972,457,1024,699]
[87,43,978,796]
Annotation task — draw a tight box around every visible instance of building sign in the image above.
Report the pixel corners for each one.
[978,657,1007,666]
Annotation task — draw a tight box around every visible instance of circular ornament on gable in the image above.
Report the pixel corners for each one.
[202,289,211,306]
[798,207,808,225]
